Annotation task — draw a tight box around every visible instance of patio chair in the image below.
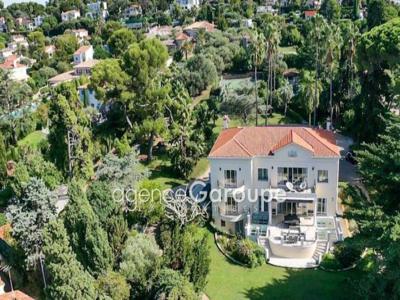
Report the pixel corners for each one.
[299,181,307,191]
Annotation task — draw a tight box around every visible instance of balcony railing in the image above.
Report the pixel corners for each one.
[217,179,245,189]
[218,204,243,216]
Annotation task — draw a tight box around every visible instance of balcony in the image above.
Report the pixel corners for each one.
[217,179,245,189]
[218,204,245,222]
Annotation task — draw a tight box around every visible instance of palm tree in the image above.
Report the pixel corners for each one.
[181,40,193,60]
[325,27,341,128]
[264,22,281,125]
[250,30,265,126]
[298,70,322,125]
[278,79,294,117]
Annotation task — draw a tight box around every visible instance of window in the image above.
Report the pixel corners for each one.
[224,170,237,187]
[317,170,329,183]
[288,150,297,157]
[258,168,268,181]
[277,167,307,186]
[317,198,327,215]
[221,220,226,227]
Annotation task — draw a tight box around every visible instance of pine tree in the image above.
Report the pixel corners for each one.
[43,220,97,300]
[63,181,114,276]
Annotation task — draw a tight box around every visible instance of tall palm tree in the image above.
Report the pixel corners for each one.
[264,22,281,125]
[181,40,193,60]
[298,70,322,125]
[325,27,342,128]
[250,30,265,126]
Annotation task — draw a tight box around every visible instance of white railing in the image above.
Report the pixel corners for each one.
[217,179,245,189]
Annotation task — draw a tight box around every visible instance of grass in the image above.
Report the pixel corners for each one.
[279,46,298,55]
[189,157,209,180]
[17,130,46,149]
[204,227,361,300]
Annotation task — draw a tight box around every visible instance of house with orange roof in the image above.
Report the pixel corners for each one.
[0,55,29,81]
[73,45,93,64]
[183,21,215,38]
[208,125,342,268]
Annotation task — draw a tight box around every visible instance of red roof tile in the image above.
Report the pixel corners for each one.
[175,32,190,41]
[0,291,35,300]
[73,45,92,55]
[0,55,26,69]
[209,126,340,158]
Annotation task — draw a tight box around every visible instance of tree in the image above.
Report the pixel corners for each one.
[160,224,210,292]
[55,34,78,62]
[354,18,400,142]
[276,78,294,117]
[320,0,341,22]
[122,39,170,160]
[43,220,97,300]
[0,132,7,187]
[344,123,400,298]
[108,28,136,57]
[154,269,197,300]
[63,181,114,276]
[367,0,398,29]
[298,70,322,125]
[96,271,130,300]
[87,180,129,261]
[7,177,57,268]
[48,83,94,179]
[120,233,162,298]
[27,31,45,60]
[250,31,265,126]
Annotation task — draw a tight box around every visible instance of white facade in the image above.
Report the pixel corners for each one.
[73,45,94,64]
[176,0,201,10]
[123,5,143,18]
[208,126,342,267]
[86,2,108,19]
[61,10,81,22]
[34,15,44,27]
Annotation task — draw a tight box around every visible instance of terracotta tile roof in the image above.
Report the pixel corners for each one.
[209,126,340,158]
[0,224,11,240]
[304,10,317,17]
[0,291,35,300]
[0,55,26,69]
[175,32,190,41]
[184,21,215,32]
[73,59,98,69]
[74,45,92,55]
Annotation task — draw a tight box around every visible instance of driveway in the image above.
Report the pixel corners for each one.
[335,133,361,184]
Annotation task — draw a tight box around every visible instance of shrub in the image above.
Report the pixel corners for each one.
[321,252,341,270]
[232,238,265,268]
[333,242,362,268]
[0,213,7,226]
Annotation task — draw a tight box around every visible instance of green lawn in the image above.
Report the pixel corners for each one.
[189,157,209,180]
[17,130,47,149]
[279,46,298,55]
[204,228,360,300]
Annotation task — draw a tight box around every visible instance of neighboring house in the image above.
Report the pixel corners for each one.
[61,10,81,22]
[8,35,29,50]
[283,68,300,93]
[208,126,342,268]
[242,18,253,28]
[183,21,215,38]
[34,15,44,27]
[0,17,7,32]
[256,5,278,14]
[15,17,35,31]
[86,1,108,19]
[44,45,56,58]
[0,55,29,81]
[123,4,143,18]
[48,59,99,85]
[73,45,94,64]
[147,25,174,38]
[0,48,14,59]
[174,32,190,47]
[67,29,89,44]
[176,0,201,9]
[304,9,318,19]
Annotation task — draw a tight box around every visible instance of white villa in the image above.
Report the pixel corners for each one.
[176,0,201,9]
[0,55,29,81]
[61,10,81,22]
[208,126,344,268]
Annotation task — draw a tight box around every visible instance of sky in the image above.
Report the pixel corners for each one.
[4,0,47,7]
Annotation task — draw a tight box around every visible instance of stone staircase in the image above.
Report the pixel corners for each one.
[312,240,328,263]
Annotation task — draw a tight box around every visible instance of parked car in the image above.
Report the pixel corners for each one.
[345,151,358,165]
